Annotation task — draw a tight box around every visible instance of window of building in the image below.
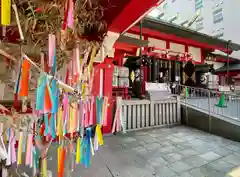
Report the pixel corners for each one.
[213,8,223,23]
[195,0,203,11]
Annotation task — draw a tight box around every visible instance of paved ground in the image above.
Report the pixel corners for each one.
[71,126,240,177]
[20,126,240,177]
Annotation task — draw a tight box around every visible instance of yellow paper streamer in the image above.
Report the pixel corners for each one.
[1,0,11,25]
[101,97,108,125]
[17,132,23,165]
[75,137,80,164]
[57,146,62,172]
[88,47,97,72]
[81,83,86,97]
[41,158,47,177]
[96,125,104,145]
[57,108,63,138]
[3,133,7,144]
[228,167,240,177]
[72,103,77,132]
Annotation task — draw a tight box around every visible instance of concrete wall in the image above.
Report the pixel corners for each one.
[181,105,240,142]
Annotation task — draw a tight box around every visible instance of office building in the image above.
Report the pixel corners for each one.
[148,0,240,59]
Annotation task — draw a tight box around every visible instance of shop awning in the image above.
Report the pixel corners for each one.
[132,17,240,52]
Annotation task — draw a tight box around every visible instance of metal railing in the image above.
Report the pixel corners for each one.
[170,83,240,122]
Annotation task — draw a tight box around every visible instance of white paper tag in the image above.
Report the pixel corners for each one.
[2,168,7,177]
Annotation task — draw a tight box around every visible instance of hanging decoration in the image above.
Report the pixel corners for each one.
[0,0,118,176]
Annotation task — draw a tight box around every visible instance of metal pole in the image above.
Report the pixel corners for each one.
[208,91,211,132]
[139,20,143,96]
[140,20,143,54]
[226,40,231,85]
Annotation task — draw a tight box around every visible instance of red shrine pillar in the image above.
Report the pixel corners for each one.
[92,59,114,134]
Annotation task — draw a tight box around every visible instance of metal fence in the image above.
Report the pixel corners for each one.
[171,84,240,122]
[121,98,181,131]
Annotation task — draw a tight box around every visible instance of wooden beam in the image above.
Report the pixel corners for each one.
[117,35,149,47]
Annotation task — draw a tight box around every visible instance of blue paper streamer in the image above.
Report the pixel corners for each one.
[36,75,47,110]
[22,133,26,153]
[51,79,58,113]
[96,97,103,124]
[85,128,91,168]
[14,61,22,94]
[52,50,57,74]
[44,114,49,135]
[80,138,84,164]
[51,114,56,139]
[33,146,40,169]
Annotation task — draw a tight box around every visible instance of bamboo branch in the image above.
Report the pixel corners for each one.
[0,49,17,61]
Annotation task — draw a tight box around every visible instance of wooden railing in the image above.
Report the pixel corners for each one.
[121,97,181,131]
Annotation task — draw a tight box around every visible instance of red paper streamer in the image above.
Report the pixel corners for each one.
[19,59,30,97]
[62,0,70,30]
[44,87,52,112]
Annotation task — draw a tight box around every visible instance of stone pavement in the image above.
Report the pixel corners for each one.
[21,126,240,177]
[68,125,240,177]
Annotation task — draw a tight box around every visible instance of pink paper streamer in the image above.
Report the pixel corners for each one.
[76,47,80,75]
[77,103,80,131]
[48,34,55,67]
[89,97,94,125]
[29,145,33,168]
[83,51,89,66]
[63,94,68,122]
[84,102,89,127]
[112,106,121,133]
[68,62,73,81]
[25,134,33,166]
[116,108,121,132]
[80,101,85,128]
[67,0,74,29]
[11,135,16,164]
[94,131,98,151]
[74,104,78,132]
[72,49,77,76]
[103,97,108,126]
[6,141,11,166]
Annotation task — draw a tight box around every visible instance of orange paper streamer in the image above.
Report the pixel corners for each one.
[19,60,30,97]
[58,147,65,177]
